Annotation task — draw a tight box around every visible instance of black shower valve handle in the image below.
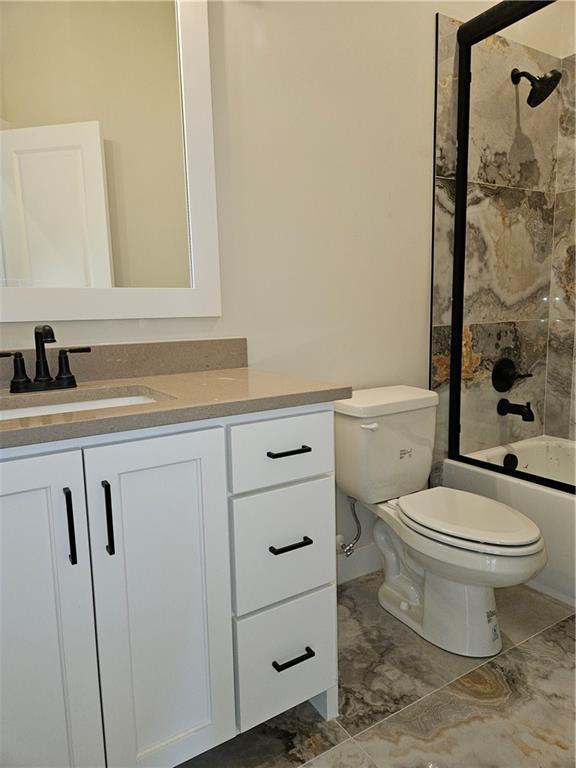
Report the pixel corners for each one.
[492,357,532,393]
[513,371,533,382]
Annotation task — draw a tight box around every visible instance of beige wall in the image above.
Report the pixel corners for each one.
[0,1,190,288]
[502,0,574,58]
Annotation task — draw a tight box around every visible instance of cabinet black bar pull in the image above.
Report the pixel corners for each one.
[266,445,312,460]
[269,536,313,556]
[63,487,78,565]
[272,646,316,673]
[101,481,115,556]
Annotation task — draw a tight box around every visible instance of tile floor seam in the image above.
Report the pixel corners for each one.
[334,717,354,741]
[298,737,353,768]
[297,736,381,768]
[335,718,354,740]
[349,659,490,741]
[349,735,381,767]
[349,611,576,741]
[434,173,557,195]
[504,611,576,652]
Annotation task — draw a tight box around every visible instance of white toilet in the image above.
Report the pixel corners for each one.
[334,385,547,657]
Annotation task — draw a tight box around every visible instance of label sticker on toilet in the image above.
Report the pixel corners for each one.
[486,610,500,642]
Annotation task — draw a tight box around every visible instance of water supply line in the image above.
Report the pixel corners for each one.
[340,496,362,557]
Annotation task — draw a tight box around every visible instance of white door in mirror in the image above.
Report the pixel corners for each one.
[0,121,112,288]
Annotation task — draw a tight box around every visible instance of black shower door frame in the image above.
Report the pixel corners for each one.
[447,0,575,495]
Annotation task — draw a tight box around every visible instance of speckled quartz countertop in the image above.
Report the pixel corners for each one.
[0,368,352,448]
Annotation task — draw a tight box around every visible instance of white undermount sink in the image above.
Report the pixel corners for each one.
[0,387,163,422]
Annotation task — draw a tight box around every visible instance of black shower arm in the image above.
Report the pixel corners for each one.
[512,69,537,85]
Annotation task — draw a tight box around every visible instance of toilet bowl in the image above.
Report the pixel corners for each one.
[334,386,547,657]
[368,487,546,656]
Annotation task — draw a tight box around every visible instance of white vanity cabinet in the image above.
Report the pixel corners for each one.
[83,429,235,768]
[0,404,338,768]
[229,410,338,731]
[0,451,105,768]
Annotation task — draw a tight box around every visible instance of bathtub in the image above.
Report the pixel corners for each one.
[469,436,575,487]
[444,436,575,605]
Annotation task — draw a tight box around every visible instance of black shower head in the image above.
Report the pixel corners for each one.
[511,67,562,107]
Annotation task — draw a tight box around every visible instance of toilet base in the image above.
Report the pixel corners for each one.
[378,574,502,657]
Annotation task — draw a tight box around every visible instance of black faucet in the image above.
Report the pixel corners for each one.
[497,398,535,422]
[34,324,56,383]
[1,324,91,393]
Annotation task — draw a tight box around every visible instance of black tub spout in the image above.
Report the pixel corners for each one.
[497,399,535,422]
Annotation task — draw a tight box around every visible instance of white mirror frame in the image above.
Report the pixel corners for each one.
[0,0,221,321]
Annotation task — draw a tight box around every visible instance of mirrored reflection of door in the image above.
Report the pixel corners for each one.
[0,121,112,287]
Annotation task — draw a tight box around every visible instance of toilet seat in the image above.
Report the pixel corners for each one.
[394,487,544,557]
[397,509,545,556]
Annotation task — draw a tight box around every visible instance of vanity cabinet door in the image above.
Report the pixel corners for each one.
[0,451,105,768]
[83,429,235,768]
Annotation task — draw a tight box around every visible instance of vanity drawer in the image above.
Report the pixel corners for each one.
[234,586,337,732]
[231,477,335,616]
[229,411,334,494]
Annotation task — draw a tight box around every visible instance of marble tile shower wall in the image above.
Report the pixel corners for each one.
[545,53,575,441]
[431,16,575,483]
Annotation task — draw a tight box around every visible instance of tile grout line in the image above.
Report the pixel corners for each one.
[435,173,557,195]
[334,717,354,741]
[498,611,575,653]
[431,317,551,329]
[298,735,353,768]
[298,735,380,768]
[349,610,576,742]
[349,736,381,767]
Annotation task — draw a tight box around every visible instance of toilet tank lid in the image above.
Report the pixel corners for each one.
[334,386,439,417]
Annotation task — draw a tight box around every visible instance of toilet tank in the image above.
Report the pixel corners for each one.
[334,386,439,504]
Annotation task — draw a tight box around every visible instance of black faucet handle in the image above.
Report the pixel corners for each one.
[55,350,76,387]
[55,347,91,387]
[1,351,32,392]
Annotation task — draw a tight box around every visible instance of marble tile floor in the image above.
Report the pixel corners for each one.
[181,571,574,768]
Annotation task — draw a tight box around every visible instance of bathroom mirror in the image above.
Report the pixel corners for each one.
[0,0,221,320]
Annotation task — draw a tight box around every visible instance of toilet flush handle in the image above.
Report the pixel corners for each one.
[360,422,379,431]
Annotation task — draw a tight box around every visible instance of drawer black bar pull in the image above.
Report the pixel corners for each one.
[266,445,312,460]
[272,646,316,673]
[269,536,313,556]
[101,481,115,556]
[63,487,78,565]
